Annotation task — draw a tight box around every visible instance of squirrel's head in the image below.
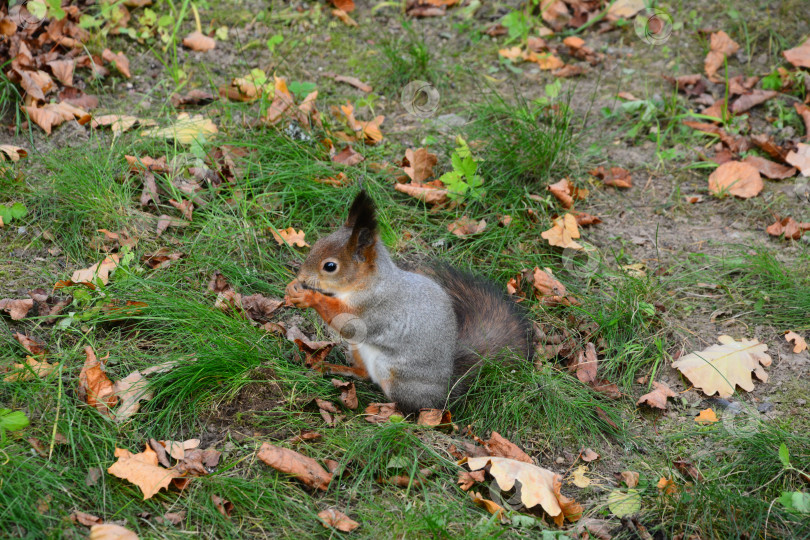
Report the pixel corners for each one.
[296,190,378,297]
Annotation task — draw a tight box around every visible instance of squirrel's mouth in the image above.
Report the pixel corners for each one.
[301,282,334,297]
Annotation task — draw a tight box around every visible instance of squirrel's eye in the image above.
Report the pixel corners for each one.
[323,261,338,273]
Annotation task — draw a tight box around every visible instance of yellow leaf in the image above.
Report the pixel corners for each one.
[540,213,582,250]
[695,408,718,424]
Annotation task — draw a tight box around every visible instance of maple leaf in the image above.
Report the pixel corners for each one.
[541,213,582,250]
[257,442,333,491]
[271,227,309,247]
[672,335,772,398]
[708,161,763,198]
[318,509,360,532]
[107,445,178,500]
[637,381,677,410]
[468,456,582,526]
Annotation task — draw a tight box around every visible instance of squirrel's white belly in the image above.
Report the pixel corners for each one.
[354,342,387,385]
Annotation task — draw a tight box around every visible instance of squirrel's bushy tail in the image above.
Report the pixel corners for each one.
[425,265,533,387]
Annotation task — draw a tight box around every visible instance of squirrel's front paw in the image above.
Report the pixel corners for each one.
[285,279,316,309]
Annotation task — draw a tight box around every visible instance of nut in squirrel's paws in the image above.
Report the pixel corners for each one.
[285,279,316,308]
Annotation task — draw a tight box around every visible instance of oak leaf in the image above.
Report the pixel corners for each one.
[272,227,309,247]
[467,456,582,526]
[708,161,763,198]
[107,445,178,499]
[786,143,810,176]
[402,148,438,183]
[257,442,333,491]
[541,213,582,250]
[672,335,772,398]
[637,381,677,410]
[785,331,807,353]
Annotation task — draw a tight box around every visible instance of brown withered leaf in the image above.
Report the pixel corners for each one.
[24,103,90,135]
[783,37,810,69]
[751,134,789,162]
[469,491,507,521]
[766,217,810,240]
[532,266,577,306]
[112,371,153,423]
[785,331,808,354]
[665,74,706,96]
[547,177,588,208]
[416,408,451,428]
[318,509,360,532]
[620,471,640,488]
[316,398,343,426]
[171,89,216,108]
[101,49,131,78]
[705,31,740,82]
[794,103,810,140]
[731,90,777,114]
[394,182,449,205]
[447,216,486,237]
[334,74,371,93]
[156,215,190,237]
[786,143,810,176]
[285,326,337,367]
[590,166,632,188]
[332,379,358,409]
[107,445,178,499]
[458,469,487,491]
[571,210,602,226]
[0,298,34,320]
[541,213,582,250]
[637,381,677,410]
[14,333,47,355]
[402,148,438,183]
[332,145,365,166]
[183,31,216,51]
[572,342,598,384]
[743,156,796,179]
[579,448,599,462]
[142,248,184,269]
[241,294,283,321]
[331,7,358,25]
[169,199,194,221]
[708,161,763,198]
[473,431,532,463]
[4,356,57,382]
[256,442,333,491]
[553,64,586,78]
[71,511,104,527]
[364,402,402,423]
[211,494,233,517]
[79,346,117,416]
[289,430,322,444]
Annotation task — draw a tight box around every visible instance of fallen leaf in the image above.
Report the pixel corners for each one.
[316,398,343,426]
[751,134,789,162]
[532,266,577,306]
[606,0,645,20]
[363,402,402,423]
[169,199,194,221]
[107,445,177,499]
[786,143,810,176]
[91,115,153,136]
[288,430,322,444]
[113,371,153,423]
[402,148,438,183]
[571,465,591,488]
[314,172,350,187]
[284,326,336,367]
[539,0,570,31]
[695,408,718,424]
[794,102,810,140]
[620,471,639,488]
[331,8,358,26]
[89,524,138,540]
[272,227,309,247]
[141,113,217,145]
[0,298,34,320]
[24,102,90,135]
[547,178,588,208]
[334,74,371,93]
[79,346,117,415]
[4,356,57,382]
[156,215,189,236]
[579,448,599,462]
[766,217,810,240]
[211,494,233,517]
[742,156,796,179]
[705,31,740,82]
[14,333,47,355]
[708,161,763,198]
[241,294,283,321]
[318,509,360,532]
[332,145,365,166]
[71,511,104,526]
[785,331,808,353]
[332,379,358,409]
[468,456,582,526]
[674,458,704,481]
[572,342,598,383]
[607,488,641,517]
[183,31,215,51]
[416,408,452,428]
[263,76,295,124]
[330,0,356,12]
[541,213,582,250]
[783,37,810,69]
[473,431,532,463]
[637,381,677,410]
[171,89,216,108]
[657,476,678,494]
[142,248,184,269]
[161,511,186,526]
[731,90,777,114]
[256,442,332,491]
[447,216,486,237]
[469,491,506,521]
[590,166,632,188]
[101,49,131,78]
[672,335,772,398]
[0,145,28,162]
[394,182,449,205]
[458,469,486,491]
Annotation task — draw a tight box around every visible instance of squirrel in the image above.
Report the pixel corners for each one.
[284,190,533,413]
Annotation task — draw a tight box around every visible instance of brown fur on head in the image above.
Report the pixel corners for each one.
[296,190,378,297]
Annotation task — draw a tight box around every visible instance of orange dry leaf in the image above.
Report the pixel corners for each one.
[525,51,565,70]
[264,77,295,124]
[23,103,90,135]
[329,0,355,13]
[4,356,57,382]
[0,298,34,320]
[256,442,333,491]
[394,182,449,205]
[107,445,178,500]
[473,431,532,463]
[498,47,523,61]
[672,335,772,398]
[742,156,796,180]
[331,8,358,26]
[458,470,487,491]
[72,254,120,285]
[89,524,139,540]
[271,227,309,248]
[657,476,678,495]
[571,342,598,384]
[363,402,402,423]
[532,267,576,306]
[358,115,385,144]
[101,49,131,78]
[785,143,810,176]
[783,37,810,69]
[0,145,28,162]
[91,115,154,137]
[705,31,740,82]
[637,381,677,410]
[79,346,118,416]
[695,408,718,424]
[547,178,588,209]
[47,60,75,86]
[785,331,808,353]
[318,509,360,532]
[402,148,438,183]
[416,408,452,427]
[332,146,365,166]
[590,166,632,188]
[332,379,358,410]
[541,213,582,250]
[447,216,486,237]
[468,456,582,526]
[708,161,763,198]
[766,217,810,240]
[469,491,506,521]
[183,31,215,52]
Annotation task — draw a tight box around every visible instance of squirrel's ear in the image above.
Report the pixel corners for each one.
[346,190,377,260]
